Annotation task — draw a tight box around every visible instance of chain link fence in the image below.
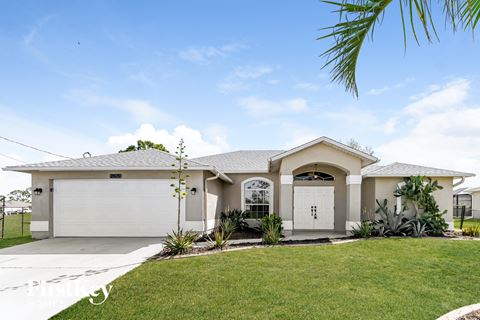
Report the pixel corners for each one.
[0,196,31,239]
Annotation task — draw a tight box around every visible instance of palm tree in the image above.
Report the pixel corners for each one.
[320,0,480,97]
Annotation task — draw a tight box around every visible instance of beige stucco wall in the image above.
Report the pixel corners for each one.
[293,164,347,231]
[222,173,279,213]
[279,143,362,175]
[278,142,363,231]
[31,170,205,238]
[361,177,376,219]
[372,177,454,223]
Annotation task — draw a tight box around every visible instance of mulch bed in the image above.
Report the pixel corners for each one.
[458,310,480,320]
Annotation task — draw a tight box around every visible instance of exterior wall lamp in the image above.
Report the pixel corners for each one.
[190,187,197,195]
[33,188,43,196]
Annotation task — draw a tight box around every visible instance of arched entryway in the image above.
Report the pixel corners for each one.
[292,163,347,231]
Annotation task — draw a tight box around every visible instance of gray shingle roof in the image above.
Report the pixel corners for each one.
[193,150,283,172]
[3,149,210,171]
[362,162,475,178]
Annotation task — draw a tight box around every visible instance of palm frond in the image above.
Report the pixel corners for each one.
[320,0,442,97]
[459,0,480,29]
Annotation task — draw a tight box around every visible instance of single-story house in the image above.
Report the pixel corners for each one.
[2,200,32,215]
[453,187,480,219]
[2,136,475,239]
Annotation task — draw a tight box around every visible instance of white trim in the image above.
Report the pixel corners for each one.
[345,221,361,231]
[240,177,274,215]
[280,174,293,185]
[447,221,454,230]
[30,221,49,232]
[283,220,293,230]
[346,175,362,185]
[184,220,214,231]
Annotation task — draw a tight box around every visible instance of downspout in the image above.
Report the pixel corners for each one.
[203,171,220,234]
[453,176,466,188]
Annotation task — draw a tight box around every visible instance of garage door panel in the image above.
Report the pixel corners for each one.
[54,179,181,237]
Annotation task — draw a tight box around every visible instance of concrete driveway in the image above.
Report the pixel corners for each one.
[0,238,163,320]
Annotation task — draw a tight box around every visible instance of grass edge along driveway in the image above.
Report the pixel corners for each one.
[54,238,480,320]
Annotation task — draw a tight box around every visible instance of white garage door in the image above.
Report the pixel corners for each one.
[54,179,181,237]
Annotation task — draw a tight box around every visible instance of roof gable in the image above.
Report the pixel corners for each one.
[270,136,378,168]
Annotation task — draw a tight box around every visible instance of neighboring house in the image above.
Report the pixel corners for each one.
[453,187,480,219]
[3,200,32,215]
[2,136,475,239]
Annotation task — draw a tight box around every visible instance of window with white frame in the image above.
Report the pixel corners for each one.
[241,178,273,219]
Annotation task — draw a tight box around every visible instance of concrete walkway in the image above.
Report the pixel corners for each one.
[0,238,163,320]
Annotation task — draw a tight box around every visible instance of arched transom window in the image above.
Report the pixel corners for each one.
[294,171,335,181]
[241,178,273,219]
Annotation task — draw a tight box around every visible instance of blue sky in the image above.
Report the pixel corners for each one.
[1,0,480,194]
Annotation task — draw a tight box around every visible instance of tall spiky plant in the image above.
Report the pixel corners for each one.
[320,0,480,97]
[170,139,189,233]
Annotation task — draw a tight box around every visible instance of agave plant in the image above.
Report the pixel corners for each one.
[206,221,236,250]
[375,199,412,236]
[220,209,249,231]
[410,220,428,238]
[164,229,197,255]
[351,220,376,238]
[258,213,283,245]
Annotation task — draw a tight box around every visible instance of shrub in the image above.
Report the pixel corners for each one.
[351,221,375,238]
[206,221,235,250]
[220,209,248,231]
[259,213,283,245]
[164,229,197,255]
[463,225,480,237]
[410,220,428,237]
[375,199,412,236]
[418,211,448,236]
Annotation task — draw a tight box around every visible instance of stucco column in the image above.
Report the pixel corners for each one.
[279,174,293,232]
[346,175,362,232]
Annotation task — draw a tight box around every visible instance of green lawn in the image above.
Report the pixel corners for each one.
[54,238,480,320]
[454,218,480,229]
[0,213,33,249]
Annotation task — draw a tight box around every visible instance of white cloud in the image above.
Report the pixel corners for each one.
[0,153,30,196]
[129,72,155,87]
[23,15,53,47]
[404,78,470,115]
[294,82,324,91]
[376,78,480,187]
[0,110,107,195]
[178,43,245,64]
[107,123,229,158]
[239,96,308,118]
[67,89,173,123]
[231,66,273,79]
[217,81,249,93]
[218,65,273,93]
[383,117,397,134]
[367,77,415,96]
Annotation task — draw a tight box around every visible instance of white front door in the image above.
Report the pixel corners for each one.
[294,186,335,230]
